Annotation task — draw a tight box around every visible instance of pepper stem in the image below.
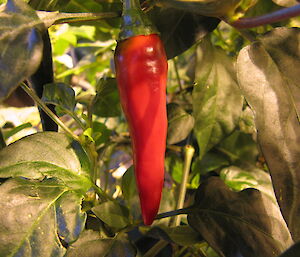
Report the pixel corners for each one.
[118,0,157,41]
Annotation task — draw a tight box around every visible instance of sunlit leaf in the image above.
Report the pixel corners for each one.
[237,27,300,240]
[193,37,243,159]
[0,132,92,192]
[0,0,44,100]
[0,178,86,257]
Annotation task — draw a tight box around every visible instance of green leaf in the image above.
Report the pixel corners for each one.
[150,8,220,59]
[121,166,137,202]
[220,166,277,202]
[41,83,76,113]
[93,122,111,146]
[0,178,86,257]
[192,152,229,175]
[155,0,244,17]
[188,177,293,257]
[237,27,300,240]
[0,132,92,192]
[0,0,44,100]
[29,0,71,11]
[272,0,298,7]
[92,201,130,230]
[279,242,300,257]
[193,37,243,159]
[2,122,32,139]
[65,230,137,257]
[159,225,202,246]
[93,78,121,117]
[167,103,194,144]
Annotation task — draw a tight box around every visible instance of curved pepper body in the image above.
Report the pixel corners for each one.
[114,34,168,225]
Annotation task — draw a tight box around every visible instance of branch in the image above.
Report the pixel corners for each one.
[231,4,300,29]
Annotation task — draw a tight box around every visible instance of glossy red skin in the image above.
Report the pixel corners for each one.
[114,34,168,225]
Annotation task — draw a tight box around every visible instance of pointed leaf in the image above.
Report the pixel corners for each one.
[193,37,243,159]
[42,83,76,113]
[0,178,86,257]
[0,132,92,192]
[188,177,293,257]
[0,0,44,100]
[167,103,194,144]
[150,8,220,59]
[237,27,300,240]
[65,230,137,257]
[279,242,300,257]
[92,201,130,230]
[93,78,121,117]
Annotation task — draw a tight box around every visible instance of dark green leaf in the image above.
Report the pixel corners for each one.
[93,78,121,117]
[188,177,293,257]
[165,153,184,183]
[237,27,300,240]
[192,152,229,175]
[0,178,86,257]
[42,83,76,113]
[65,230,137,257]
[167,103,194,144]
[92,201,130,230]
[93,122,112,146]
[155,0,247,17]
[0,0,44,100]
[0,132,92,192]
[121,166,137,202]
[158,225,202,246]
[219,131,259,164]
[29,0,71,11]
[150,7,220,59]
[193,37,243,159]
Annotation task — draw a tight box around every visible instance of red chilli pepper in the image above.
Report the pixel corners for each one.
[114,0,168,225]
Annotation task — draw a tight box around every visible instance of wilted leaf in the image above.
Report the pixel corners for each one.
[167,103,194,144]
[0,0,44,100]
[93,78,121,117]
[150,7,220,59]
[65,230,137,257]
[42,83,76,113]
[0,178,86,257]
[237,27,300,240]
[92,201,130,230]
[193,37,243,159]
[188,177,293,257]
[0,132,92,192]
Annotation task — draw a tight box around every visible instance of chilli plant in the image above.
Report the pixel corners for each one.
[0,0,299,256]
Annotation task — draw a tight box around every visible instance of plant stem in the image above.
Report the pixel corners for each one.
[0,129,6,150]
[143,240,169,257]
[21,83,80,142]
[173,58,183,91]
[92,182,113,202]
[155,206,194,220]
[230,4,300,29]
[173,145,195,226]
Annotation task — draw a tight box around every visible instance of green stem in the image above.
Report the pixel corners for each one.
[173,58,183,91]
[0,129,6,150]
[155,206,194,220]
[143,240,168,257]
[92,182,113,202]
[173,145,195,226]
[21,83,80,142]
